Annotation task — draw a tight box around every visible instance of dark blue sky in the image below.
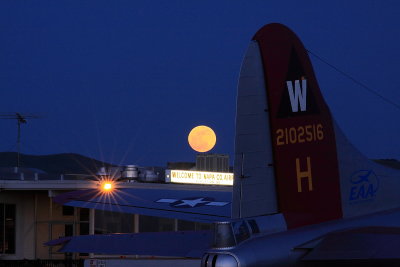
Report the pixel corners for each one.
[0,1,399,167]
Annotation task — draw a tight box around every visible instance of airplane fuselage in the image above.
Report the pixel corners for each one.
[202,208,400,266]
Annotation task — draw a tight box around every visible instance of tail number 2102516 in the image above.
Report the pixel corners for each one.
[276,124,323,146]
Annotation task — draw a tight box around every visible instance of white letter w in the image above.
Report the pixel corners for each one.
[286,80,307,112]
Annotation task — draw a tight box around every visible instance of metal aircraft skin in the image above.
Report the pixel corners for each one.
[51,23,400,266]
[201,23,400,267]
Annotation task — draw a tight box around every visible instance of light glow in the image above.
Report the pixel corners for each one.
[101,181,114,192]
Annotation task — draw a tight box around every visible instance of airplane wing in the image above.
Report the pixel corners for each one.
[54,185,232,222]
[46,231,212,258]
[298,227,400,263]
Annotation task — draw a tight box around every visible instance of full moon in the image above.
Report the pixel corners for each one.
[188,125,216,153]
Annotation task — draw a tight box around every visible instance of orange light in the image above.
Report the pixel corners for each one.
[101,181,113,192]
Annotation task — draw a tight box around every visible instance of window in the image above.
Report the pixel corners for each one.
[232,221,250,244]
[247,219,260,234]
[0,204,16,254]
[79,208,89,256]
[95,210,133,234]
[196,222,211,231]
[62,206,74,216]
[177,220,195,231]
[139,215,174,232]
[64,224,73,237]
[79,208,89,235]
[79,208,89,222]
[178,221,211,231]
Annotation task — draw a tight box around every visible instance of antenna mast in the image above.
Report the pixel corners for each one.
[0,112,40,168]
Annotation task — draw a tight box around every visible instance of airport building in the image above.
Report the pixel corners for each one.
[0,169,96,260]
[0,153,232,262]
[196,154,229,172]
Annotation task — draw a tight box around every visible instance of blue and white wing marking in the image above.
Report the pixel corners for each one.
[55,186,232,222]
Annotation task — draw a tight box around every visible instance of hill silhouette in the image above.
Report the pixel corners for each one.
[0,152,396,176]
[0,152,115,174]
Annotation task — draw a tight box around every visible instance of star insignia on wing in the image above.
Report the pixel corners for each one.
[156,197,229,208]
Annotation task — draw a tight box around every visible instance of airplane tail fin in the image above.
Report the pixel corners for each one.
[232,23,400,228]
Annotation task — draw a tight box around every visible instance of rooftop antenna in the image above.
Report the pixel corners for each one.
[0,112,41,168]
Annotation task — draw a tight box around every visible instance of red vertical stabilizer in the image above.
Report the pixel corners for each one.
[253,24,343,228]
